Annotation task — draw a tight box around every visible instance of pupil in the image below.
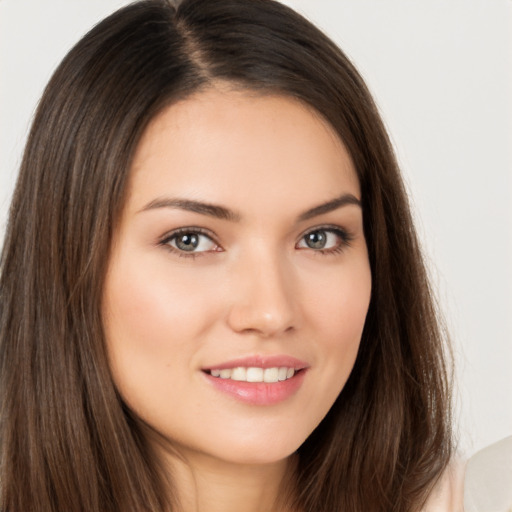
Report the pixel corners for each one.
[176,233,199,251]
[306,231,326,249]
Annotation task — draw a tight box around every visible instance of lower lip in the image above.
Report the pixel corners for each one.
[203,370,306,405]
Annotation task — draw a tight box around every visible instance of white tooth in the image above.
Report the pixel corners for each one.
[286,368,295,379]
[220,369,232,379]
[211,369,221,377]
[278,367,288,381]
[246,367,264,382]
[231,367,247,381]
[263,367,279,383]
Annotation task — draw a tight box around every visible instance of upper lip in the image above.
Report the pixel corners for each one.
[203,355,309,371]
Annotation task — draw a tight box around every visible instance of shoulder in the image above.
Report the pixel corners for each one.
[463,435,512,512]
[421,459,465,512]
[422,436,512,512]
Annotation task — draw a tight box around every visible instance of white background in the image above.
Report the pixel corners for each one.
[1,0,511,457]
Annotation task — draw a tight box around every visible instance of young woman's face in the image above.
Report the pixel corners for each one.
[102,89,371,466]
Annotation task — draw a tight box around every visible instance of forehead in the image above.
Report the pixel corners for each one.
[126,88,360,217]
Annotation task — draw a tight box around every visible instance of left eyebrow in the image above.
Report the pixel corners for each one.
[297,193,361,222]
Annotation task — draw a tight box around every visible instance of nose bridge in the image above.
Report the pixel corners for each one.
[226,243,297,336]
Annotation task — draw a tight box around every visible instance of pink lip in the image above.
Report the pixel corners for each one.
[203,370,307,405]
[201,355,309,406]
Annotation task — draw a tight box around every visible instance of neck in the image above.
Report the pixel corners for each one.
[162,448,297,512]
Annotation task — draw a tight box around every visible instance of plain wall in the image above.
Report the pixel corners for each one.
[1,0,511,456]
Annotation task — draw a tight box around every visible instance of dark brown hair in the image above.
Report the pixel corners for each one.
[0,1,452,510]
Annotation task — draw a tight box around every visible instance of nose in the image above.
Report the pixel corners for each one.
[226,251,297,337]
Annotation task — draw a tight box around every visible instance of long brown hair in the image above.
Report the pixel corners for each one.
[0,1,452,510]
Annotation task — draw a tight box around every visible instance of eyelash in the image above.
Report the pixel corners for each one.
[299,225,354,256]
[158,225,354,259]
[159,227,219,259]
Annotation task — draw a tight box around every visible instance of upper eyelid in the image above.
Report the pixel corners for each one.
[298,224,350,238]
[302,224,343,233]
[159,226,218,244]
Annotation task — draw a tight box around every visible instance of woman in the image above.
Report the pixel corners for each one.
[0,0,457,510]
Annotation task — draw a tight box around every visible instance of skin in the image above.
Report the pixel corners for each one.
[102,87,372,512]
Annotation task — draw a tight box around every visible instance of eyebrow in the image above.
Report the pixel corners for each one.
[297,194,361,221]
[139,193,361,222]
[140,198,241,221]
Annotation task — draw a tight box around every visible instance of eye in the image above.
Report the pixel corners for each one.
[161,228,220,255]
[296,227,351,253]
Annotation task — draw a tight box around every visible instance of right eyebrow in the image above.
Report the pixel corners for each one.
[138,197,241,222]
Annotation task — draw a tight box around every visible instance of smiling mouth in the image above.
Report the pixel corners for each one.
[205,367,299,383]
[203,362,307,405]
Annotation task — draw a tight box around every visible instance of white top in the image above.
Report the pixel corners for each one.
[422,436,512,511]
[464,436,512,512]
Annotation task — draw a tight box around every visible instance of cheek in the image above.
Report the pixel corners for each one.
[101,256,216,403]
[306,260,371,390]
[309,259,371,341]
[103,257,214,347]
